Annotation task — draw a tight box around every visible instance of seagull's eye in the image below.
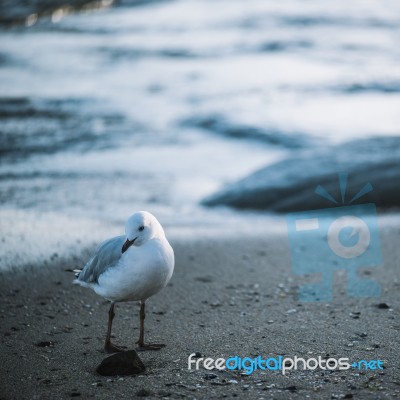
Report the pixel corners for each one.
[138,226,145,232]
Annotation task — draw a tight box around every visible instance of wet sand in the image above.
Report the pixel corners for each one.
[1,226,399,399]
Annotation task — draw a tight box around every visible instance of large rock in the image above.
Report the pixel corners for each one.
[203,136,400,212]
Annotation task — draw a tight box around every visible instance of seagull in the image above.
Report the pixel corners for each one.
[73,211,174,352]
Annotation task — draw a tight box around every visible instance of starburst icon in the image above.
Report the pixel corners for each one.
[315,172,373,205]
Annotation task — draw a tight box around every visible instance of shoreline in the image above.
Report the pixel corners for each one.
[1,208,399,272]
[1,226,399,399]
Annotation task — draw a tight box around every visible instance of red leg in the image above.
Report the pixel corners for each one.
[104,302,125,353]
[136,301,165,351]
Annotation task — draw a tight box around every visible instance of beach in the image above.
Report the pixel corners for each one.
[1,0,400,398]
[1,215,399,399]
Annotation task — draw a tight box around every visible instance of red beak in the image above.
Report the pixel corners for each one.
[122,237,136,253]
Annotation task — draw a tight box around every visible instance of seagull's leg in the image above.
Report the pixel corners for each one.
[104,302,125,353]
[136,301,165,351]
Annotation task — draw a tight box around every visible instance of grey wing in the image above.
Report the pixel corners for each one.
[77,235,125,284]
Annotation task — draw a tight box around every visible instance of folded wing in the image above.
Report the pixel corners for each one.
[75,235,125,285]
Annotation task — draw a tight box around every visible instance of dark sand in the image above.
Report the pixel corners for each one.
[1,225,399,399]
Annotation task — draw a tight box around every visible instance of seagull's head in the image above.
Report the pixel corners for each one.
[122,211,165,253]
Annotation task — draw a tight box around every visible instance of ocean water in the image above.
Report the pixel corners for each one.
[1,0,399,269]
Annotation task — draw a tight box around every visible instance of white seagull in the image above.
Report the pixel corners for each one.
[74,211,174,352]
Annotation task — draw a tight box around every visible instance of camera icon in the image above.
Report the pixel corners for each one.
[286,174,383,302]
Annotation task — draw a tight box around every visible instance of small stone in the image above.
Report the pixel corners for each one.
[96,350,145,376]
[376,303,389,309]
[344,394,353,399]
[204,373,218,380]
[36,341,55,347]
[285,385,297,392]
[287,309,297,314]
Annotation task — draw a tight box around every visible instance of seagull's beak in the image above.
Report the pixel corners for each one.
[122,237,137,253]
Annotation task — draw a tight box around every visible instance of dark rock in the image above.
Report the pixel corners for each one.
[344,394,353,399]
[36,341,55,347]
[204,373,218,380]
[203,136,400,212]
[376,303,390,309]
[96,350,145,376]
[284,385,297,392]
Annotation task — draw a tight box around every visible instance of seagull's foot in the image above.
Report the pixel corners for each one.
[104,341,126,353]
[136,342,166,351]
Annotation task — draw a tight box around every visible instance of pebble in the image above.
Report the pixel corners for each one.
[376,303,390,309]
[36,341,55,347]
[96,350,145,376]
[204,373,218,380]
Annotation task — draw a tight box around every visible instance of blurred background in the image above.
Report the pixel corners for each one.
[1,0,399,269]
